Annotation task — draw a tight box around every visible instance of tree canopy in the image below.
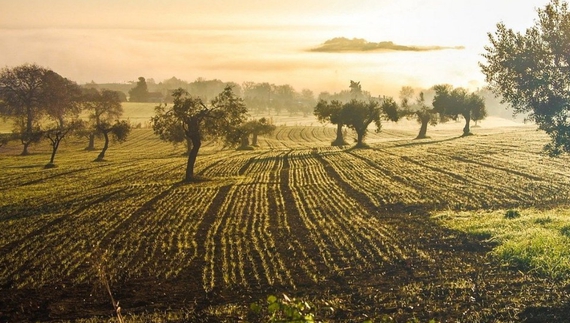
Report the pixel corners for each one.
[152,85,248,181]
[0,64,48,155]
[432,85,486,136]
[480,0,570,155]
[345,97,400,147]
[230,117,276,150]
[314,99,347,146]
[83,88,131,161]
[41,72,84,167]
[315,82,399,147]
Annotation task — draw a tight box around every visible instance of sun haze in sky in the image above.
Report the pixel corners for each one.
[0,0,551,97]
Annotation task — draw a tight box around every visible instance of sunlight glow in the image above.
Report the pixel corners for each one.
[0,0,553,96]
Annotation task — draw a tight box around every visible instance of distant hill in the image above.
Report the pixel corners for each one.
[310,37,464,53]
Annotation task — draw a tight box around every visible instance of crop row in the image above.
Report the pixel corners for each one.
[201,150,297,290]
[285,149,424,272]
[0,183,166,288]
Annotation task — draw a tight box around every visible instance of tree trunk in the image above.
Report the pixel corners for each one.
[21,141,30,156]
[463,114,471,136]
[21,105,33,156]
[96,131,109,161]
[252,133,259,146]
[86,133,95,150]
[185,134,201,181]
[355,129,365,147]
[416,116,430,139]
[238,135,250,150]
[48,140,59,165]
[185,137,193,155]
[331,123,346,146]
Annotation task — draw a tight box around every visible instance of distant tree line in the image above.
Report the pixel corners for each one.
[90,77,317,117]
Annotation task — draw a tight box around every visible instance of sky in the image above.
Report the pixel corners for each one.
[0,0,553,97]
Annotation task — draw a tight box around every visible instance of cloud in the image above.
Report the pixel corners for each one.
[310,37,465,53]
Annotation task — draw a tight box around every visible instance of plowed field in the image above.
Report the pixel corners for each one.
[1,123,570,322]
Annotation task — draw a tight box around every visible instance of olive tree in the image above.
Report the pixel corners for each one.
[152,86,248,181]
[480,0,570,155]
[314,99,347,146]
[432,85,487,136]
[399,86,439,139]
[341,97,400,147]
[231,117,276,150]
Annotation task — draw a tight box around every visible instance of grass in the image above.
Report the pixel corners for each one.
[434,208,570,280]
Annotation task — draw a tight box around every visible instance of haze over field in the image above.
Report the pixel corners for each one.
[0,0,551,97]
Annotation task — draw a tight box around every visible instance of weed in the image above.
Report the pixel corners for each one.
[93,249,124,323]
[504,209,520,219]
[534,217,552,225]
[561,225,570,237]
[250,294,318,322]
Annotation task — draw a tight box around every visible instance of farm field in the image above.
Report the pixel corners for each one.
[1,121,570,322]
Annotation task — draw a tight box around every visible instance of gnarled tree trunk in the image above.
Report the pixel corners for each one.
[47,139,59,166]
[331,123,347,146]
[355,128,366,147]
[463,114,471,136]
[416,114,431,139]
[95,131,109,161]
[238,135,251,150]
[185,133,201,181]
[21,141,30,156]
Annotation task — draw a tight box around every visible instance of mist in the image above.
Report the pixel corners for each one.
[0,27,487,98]
[0,0,552,98]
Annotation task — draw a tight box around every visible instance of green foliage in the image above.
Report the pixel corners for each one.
[250,295,437,323]
[249,294,316,323]
[315,81,400,147]
[481,0,570,156]
[314,99,343,124]
[432,84,486,136]
[110,120,131,143]
[227,117,276,149]
[504,209,521,219]
[151,103,187,146]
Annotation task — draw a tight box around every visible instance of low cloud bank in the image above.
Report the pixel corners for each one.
[310,37,465,53]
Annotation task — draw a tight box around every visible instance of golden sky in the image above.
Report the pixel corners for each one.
[0,0,552,96]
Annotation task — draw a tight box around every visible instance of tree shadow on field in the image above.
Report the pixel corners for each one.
[390,135,464,149]
[5,163,45,169]
[518,299,570,322]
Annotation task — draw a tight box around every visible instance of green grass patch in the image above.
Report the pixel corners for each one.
[434,208,570,280]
